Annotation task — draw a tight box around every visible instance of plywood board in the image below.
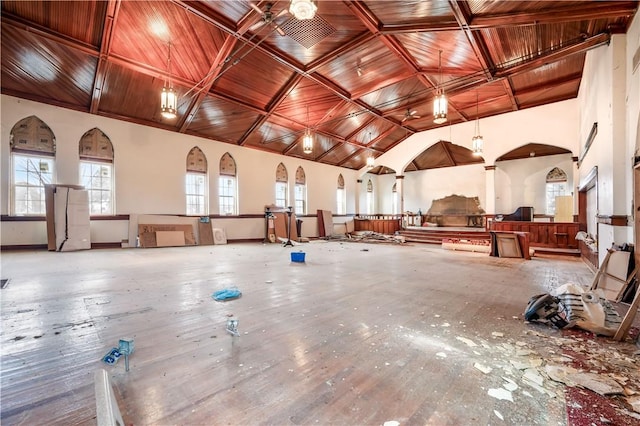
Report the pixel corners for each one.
[156,231,186,247]
[555,196,574,222]
[496,234,522,258]
[273,212,297,241]
[198,220,214,245]
[138,224,195,246]
[599,250,631,300]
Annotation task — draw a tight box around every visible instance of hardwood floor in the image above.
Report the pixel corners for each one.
[0,241,628,425]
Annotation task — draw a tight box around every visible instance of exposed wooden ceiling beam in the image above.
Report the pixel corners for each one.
[179,35,239,132]
[449,1,495,80]
[306,32,376,72]
[90,0,120,114]
[470,2,638,29]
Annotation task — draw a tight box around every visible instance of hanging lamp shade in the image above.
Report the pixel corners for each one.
[161,86,177,119]
[472,92,483,155]
[472,134,484,156]
[302,130,313,154]
[433,89,447,124]
[160,42,177,120]
[366,155,375,169]
[289,0,317,20]
[433,50,447,124]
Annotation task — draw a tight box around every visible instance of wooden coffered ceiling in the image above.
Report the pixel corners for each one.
[1,1,637,170]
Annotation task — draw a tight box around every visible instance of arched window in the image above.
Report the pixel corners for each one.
[336,174,345,215]
[294,166,306,215]
[546,167,568,215]
[366,179,374,215]
[219,152,237,215]
[392,182,398,214]
[275,163,288,208]
[79,128,114,215]
[186,147,207,215]
[10,116,56,215]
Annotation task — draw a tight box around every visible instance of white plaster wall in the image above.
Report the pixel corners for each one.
[1,95,358,245]
[403,164,486,214]
[577,15,640,264]
[365,100,579,178]
[494,154,574,216]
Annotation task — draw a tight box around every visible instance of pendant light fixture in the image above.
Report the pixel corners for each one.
[366,132,374,169]
[433,50,448,124]
[289,0,317,20]
[160,42,177,120]
[302,105,313,154]
[472,91,483,156]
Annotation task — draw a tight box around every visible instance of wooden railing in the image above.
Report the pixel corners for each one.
[355,215,403,234]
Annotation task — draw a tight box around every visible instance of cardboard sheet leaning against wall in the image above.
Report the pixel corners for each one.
[54,187,91,252]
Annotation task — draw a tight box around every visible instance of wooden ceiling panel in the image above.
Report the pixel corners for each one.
[362,77,428,115]
[1,0,106,46]
[265,1,367,65]
[98,62,171,123]
[482,22,588,70]
[399,31,484,74]
[186,96,262,143]
[367,0,452,24]
[318,142,359,166]
[242,117,298,151]
[274,78,343,125]
[1,1,637,170]
[510,55,585,88]
[112,1,228,82]
[212,49,295,109]
[497,143,572,161]
[1,25,96,108]
[314,37,412,95]
[515,80,581,109]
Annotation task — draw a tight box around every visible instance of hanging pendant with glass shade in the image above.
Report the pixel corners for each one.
[161,42,177,119]
[433,50,447,124]
[302,130,313,154]
[366,155,375,169]
[472,92,483,156]
[302,106,313,154]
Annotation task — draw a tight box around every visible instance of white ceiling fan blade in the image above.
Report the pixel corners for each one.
[275,8,289,18]
[249,20,266,32]
[249,2,263,14]
[274,24,286,36]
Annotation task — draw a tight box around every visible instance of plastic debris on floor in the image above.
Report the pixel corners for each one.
[102,348,122,365]
[212,287,242,301]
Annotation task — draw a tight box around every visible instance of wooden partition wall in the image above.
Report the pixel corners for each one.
[489,221,580,249]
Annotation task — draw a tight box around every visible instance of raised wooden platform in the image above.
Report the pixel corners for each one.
[399,226,580,257]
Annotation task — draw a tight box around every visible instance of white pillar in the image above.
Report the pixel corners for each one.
[572,156,579,218]
[355,179,362,216]
[484,165,496,214]
[396,175,405,227]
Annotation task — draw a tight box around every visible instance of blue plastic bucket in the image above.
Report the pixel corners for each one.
[291,251,306,262]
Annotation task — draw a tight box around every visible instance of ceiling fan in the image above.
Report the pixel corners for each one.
[398,109,421,123]
[248,2,289,36]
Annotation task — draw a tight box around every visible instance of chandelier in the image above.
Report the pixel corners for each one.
[289,0,317,20]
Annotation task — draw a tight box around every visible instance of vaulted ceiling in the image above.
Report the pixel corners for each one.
[1,1,637,170]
